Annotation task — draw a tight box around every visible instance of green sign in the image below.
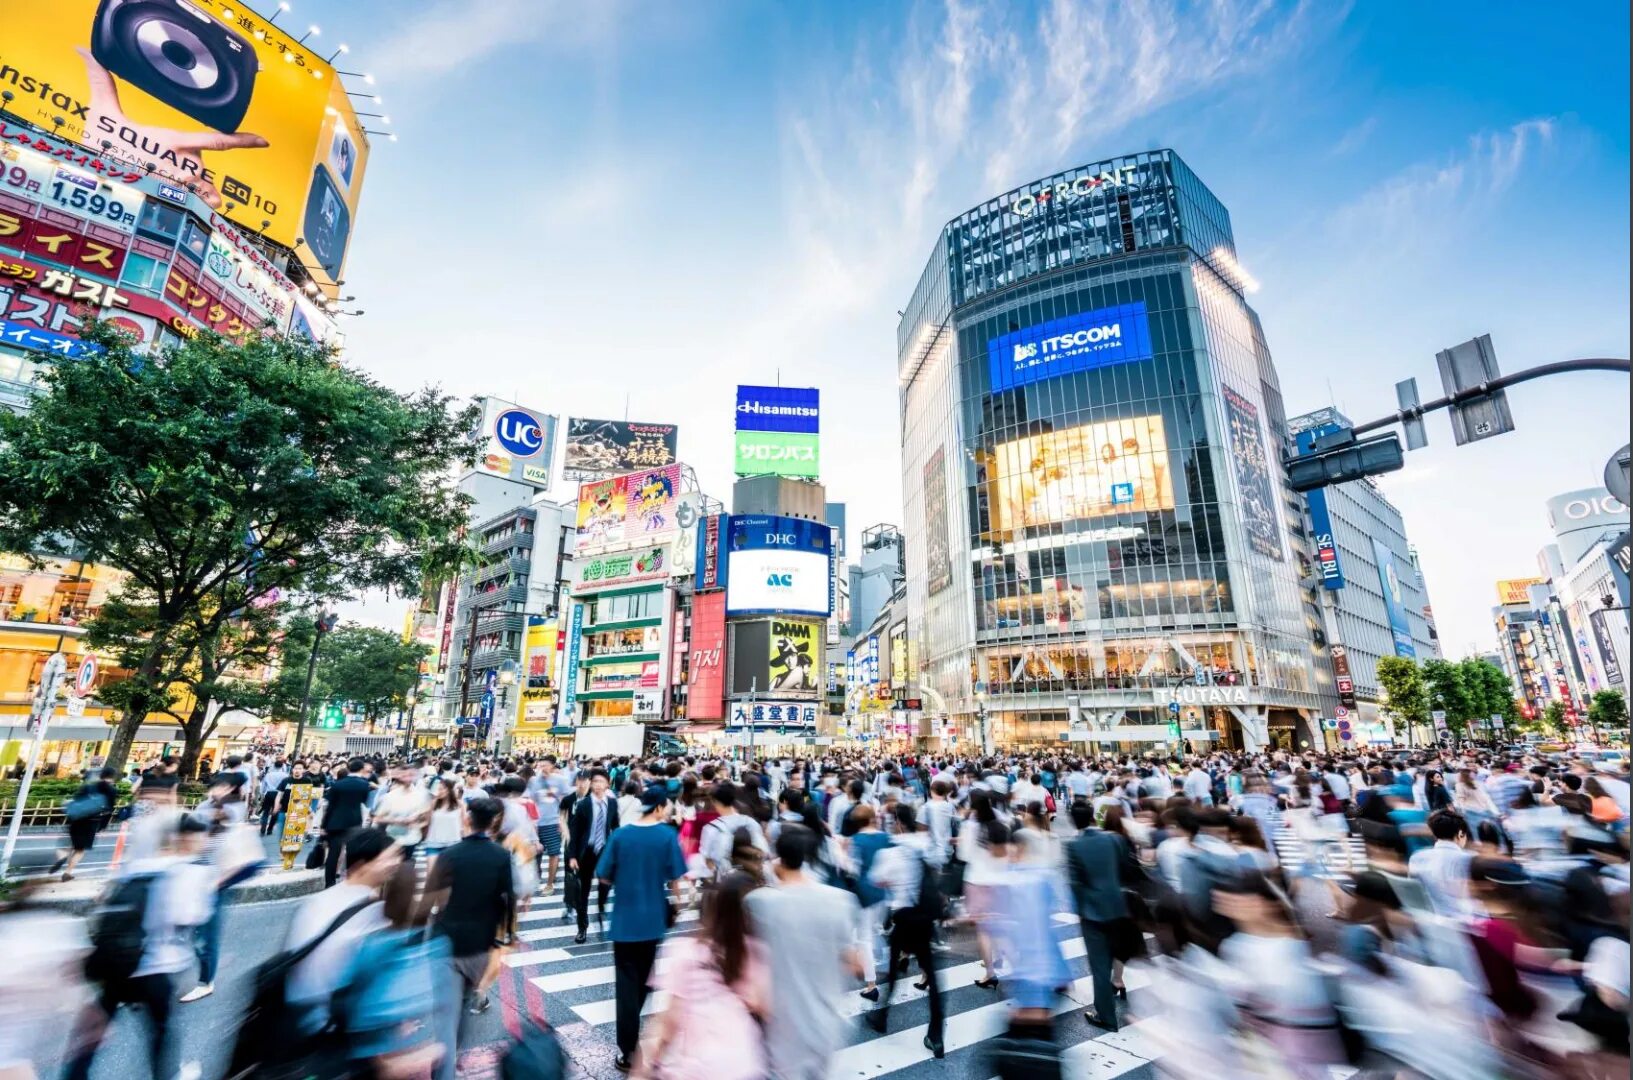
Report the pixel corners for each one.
[574,545,671,592]
[317,702,346,730]
[734,431,820,478]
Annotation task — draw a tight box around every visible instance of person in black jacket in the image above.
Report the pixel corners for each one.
[424,797,514,1018]
[566,768,619,943]
[53,767,119,880]
[1065,801,1132,1030]
[320,758,375,887]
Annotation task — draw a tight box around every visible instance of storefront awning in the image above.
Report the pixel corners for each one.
[0,722,183,744]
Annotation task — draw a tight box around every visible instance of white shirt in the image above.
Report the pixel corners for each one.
[126,855,213,978]
[1183,769,1213,804]
[373,783,432,846]
[1407,840,1475,920]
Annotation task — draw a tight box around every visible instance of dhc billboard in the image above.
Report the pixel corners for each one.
[987,302,1155,392]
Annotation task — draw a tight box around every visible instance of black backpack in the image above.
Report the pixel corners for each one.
[225,899,374,1080]
[914,847,948,922]
[84,872,158,984]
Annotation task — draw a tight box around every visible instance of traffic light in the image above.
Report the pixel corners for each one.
[319,702,346,729]
[1285,429,1406,494]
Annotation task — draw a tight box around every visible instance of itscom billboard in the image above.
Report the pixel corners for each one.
[1,0,370,291]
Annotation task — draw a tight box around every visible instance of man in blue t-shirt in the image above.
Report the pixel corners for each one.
[596,785,687,1072]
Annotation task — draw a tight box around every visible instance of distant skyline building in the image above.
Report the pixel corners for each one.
[1536,487,1629,701]
[897,150,1323,751]
[1288,407,1440,746]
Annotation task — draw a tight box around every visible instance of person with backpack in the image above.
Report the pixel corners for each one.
[63,813,213,1080]
[859,803,946,1058]
[52,766,118,881]
[699,781,767,881]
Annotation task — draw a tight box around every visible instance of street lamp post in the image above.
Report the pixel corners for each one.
[292,611,339,756]
[975,689,992,758]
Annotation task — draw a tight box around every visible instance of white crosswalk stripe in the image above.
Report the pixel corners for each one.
[506,910,1163,1079]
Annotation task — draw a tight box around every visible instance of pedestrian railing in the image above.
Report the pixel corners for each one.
[0,793,207,829]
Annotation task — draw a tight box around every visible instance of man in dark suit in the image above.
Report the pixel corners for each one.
[424,797,514,1015]
[1065,801,1130,1029]
[566,768,619,943]
[319,758,375,888]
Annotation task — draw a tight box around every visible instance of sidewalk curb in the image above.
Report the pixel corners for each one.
[25,867,324,914]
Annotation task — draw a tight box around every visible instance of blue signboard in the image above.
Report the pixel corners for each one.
[735,385,820,434]
[1296,426,1346,590]
[725,514,833,616]
[0,319,104,360]
[987,302,1154,392]
[1371,537,1417,658]
[562,602,584,721]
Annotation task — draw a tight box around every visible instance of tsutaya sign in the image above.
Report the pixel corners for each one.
[1011,166,1139,217]
[1158,685,1250,707]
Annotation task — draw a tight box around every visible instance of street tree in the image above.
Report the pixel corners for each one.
[1456,657,1520,738]
[1376,656,1429,742]
[274,617,431,728]
[0,321,477,772]
[1540,701,1571,737]
[1588,688,1628,740]
[1421,658,1474,740]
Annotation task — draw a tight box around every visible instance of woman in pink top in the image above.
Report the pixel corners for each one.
[634,871,768,1080]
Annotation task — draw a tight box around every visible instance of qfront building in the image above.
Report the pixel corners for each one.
[897,151,1323,751]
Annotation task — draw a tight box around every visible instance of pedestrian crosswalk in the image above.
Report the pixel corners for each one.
[498,889,1163,1079]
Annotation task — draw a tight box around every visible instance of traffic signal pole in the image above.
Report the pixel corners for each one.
[1348,358,1630,439]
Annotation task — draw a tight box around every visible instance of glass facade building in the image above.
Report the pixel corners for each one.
[898,151,1322,750]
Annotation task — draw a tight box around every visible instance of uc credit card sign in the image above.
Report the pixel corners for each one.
[987,302,1154,391]
[735,385,820,433]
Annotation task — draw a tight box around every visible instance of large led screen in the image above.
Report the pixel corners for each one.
[987,302,1154,392]
[989,415,1175,531]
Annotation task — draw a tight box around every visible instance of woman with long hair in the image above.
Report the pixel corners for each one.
[423,778,465,862]
[957,788,1007,989]
[633,871,768,1080]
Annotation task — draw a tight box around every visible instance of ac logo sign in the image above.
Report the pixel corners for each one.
[767,573,793,587]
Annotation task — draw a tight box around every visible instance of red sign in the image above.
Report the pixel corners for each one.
[687,591,727,720]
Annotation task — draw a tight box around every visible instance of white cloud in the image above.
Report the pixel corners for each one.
[1328,115,1377,157]
[1326,117,1558,242]
[374,0,619,79]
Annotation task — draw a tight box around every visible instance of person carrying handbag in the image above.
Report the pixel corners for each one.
[633,871,768,1080]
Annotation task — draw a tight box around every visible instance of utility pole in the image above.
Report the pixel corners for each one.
[1,652,65,878]
[746,677,757,766]
[292,611,338,756]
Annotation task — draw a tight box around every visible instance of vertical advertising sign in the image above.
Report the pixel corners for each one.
[687,591,727,719]
[696,513,725,590]
[1295,427,1345,589]
[1329,644,1358,708]
[734,385,820,479]
[562,602,584,724]
[1371,538,1418,658]
[924,448,953,596]
[1222,385,1284,562]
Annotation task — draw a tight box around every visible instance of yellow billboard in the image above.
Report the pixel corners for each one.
[1496,577,1544,606]
[516,620,560,731]
[990,415,1175,531]
[0,0,368,291]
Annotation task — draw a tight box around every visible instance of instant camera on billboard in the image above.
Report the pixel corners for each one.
[725,515,832,616]
[1,0,370,291]
[475,397,557,490]
[1222,386,1284,562]
[562,418,680,481]
[990,415,1175,530]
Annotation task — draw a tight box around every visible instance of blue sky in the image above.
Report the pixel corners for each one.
[306,0,1630,655]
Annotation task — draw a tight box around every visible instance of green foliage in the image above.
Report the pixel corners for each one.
[1541,701,1570,736]
[1459,657,1520,728]
[269,620,428,726]
[1588,689,1628,736]
[0,320,478,771]
[1421,658,1473,736]
[1376,656,1429,732]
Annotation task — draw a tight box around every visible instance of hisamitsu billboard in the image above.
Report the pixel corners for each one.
[987,302,1154,392]
[735,385,820,434]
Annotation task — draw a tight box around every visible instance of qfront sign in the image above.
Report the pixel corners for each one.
[1009,165,1139,218]
[986,302,1154,392]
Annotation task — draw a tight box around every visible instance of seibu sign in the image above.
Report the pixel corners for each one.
[1010,165,1139,218]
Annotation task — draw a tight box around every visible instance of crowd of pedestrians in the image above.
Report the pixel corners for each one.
[0,740,1626,1079]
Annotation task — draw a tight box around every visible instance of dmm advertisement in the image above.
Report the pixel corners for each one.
[562,418,679,481]
[1371,537,1418,658]
[575,463,683,555]
[475,397,557,490]
[725,514,833,616]
[1,0,369,289]
[768,618,822,694]
[1222,385,1284,562]
[989,415,1174,530]
[924,447,952,595]
[687,591,727,720]
[986,302,1155,392]
[735,384,819,433]
[734,430,820,478]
